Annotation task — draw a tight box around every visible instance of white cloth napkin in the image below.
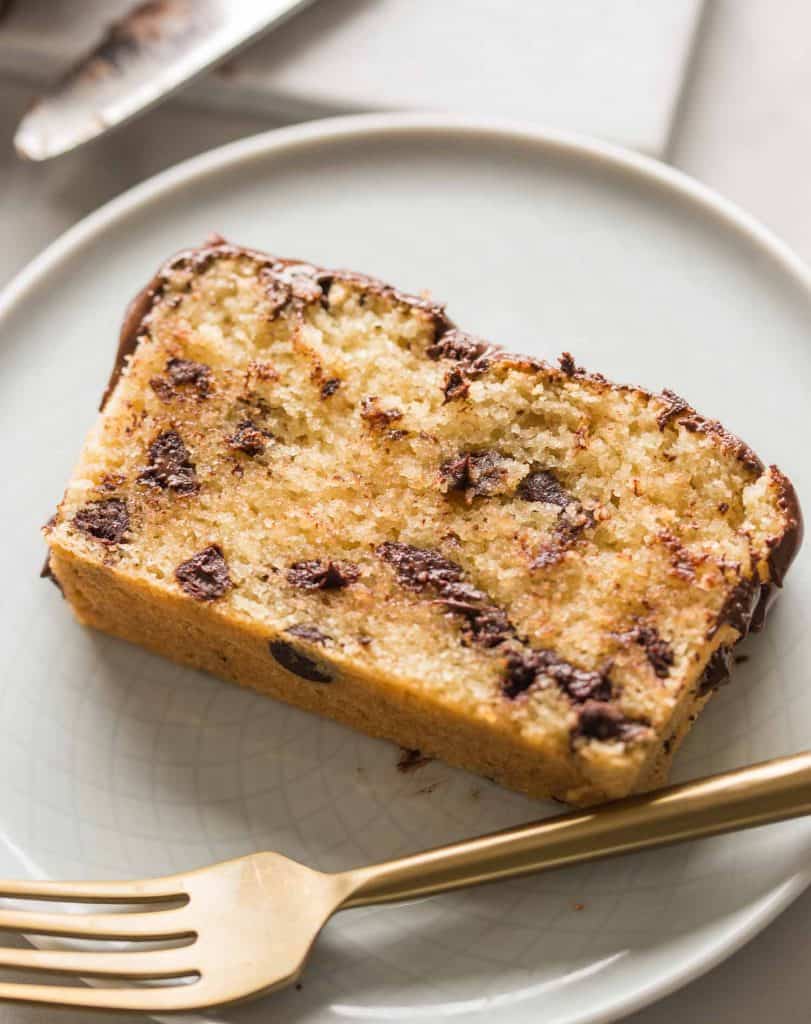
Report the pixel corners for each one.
[0,0,704,156]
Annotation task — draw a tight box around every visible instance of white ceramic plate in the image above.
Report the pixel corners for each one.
[0,115,809,1024]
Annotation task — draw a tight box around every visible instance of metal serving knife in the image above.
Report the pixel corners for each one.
[14,0,315,161]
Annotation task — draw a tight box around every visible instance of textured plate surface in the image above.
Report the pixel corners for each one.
[0,115,809,1024]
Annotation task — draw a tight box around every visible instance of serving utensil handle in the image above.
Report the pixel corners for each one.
[341,752,811,908]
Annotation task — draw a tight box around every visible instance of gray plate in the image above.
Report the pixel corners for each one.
[0,115,809,1024]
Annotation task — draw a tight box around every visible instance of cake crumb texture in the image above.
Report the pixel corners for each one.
[44,239,802,805]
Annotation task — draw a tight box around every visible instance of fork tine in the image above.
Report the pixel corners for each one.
[0,945,194,979]
[0,907,193,940]
[0,875,185,904]
[0,980,210,1013]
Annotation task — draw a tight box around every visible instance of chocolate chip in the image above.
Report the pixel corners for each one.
[360,396,403,428]
[555,663,612,703]
[286,624,331,645]
[385,428,409,441]
[716,577,761,638]
[502,650,542,699]
[73,498,129,544]
[530,505,595,571]
[261,271,292,317]
[377,542,464,592]
[559,352,580,376]
[517,469,571,507]
[175,545,231,601]
[439,454,470,492]
[640,631,674,678]
[149,377,175,402]
[320,378,341,399]
[440,450,510,500]
[139,430,198,494]
[436,580,489,603]
[698,646,734,696]
[166,358,211,399]
[287,559,360,590]
[442,367,470,403]
[503,648,611,702]
[658,530,698,582]
[397,748,433,773]
[378,541,518,649]
[577,701,631,741]
[456,604,515,648]
[269,636,333,682]
[227,420,270,456]
[624,625,674,678]
[262,264,326,312]
[657,389,689,430]
[426,328,491,364]
[317,276,334,303]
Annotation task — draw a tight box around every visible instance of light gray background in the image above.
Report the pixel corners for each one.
[0,1,808,1020]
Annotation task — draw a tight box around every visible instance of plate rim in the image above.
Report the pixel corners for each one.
[1,112,809,1024]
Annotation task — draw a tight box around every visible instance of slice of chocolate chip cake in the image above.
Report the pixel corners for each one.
[43,237,802,805]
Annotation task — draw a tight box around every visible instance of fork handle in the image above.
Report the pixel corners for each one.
[340,752,811,908]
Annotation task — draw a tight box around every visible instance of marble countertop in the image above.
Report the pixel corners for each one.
[0,0,808,1020]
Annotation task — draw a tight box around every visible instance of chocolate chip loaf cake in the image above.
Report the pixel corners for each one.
[43,237,802,805]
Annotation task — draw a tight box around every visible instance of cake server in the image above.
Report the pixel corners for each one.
[0,750,806,1013]
[14,0,315,161]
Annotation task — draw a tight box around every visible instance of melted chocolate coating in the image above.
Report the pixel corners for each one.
[39,556,64,596]
[717,577,761,638]
[101,272,165,410]
[768,470,804,586]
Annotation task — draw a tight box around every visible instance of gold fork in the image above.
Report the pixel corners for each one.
[0,751,809,1014]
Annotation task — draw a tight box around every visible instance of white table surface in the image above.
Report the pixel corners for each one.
[0,0,808,1020]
